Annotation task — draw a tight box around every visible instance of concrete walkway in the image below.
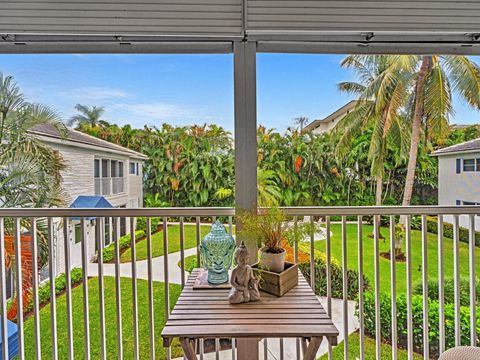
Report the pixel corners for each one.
[88,248,358,359]
[87,247,196,284]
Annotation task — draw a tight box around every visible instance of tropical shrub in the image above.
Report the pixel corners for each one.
[299,250,369,300]
[362,291,480,358]
[413,277,480,307]
[101,230,145,263]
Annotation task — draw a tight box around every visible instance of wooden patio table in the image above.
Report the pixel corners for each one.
[162,268,339,360]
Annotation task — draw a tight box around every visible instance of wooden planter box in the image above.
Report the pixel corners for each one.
[252,262,298,297]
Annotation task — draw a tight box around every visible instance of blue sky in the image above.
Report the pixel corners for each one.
[1,53,479,133]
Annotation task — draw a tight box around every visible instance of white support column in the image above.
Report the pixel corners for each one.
[234,40,258,260]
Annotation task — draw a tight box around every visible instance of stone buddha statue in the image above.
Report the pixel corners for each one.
[228,241,261,304]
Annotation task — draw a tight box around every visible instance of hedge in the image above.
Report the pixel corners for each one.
[362,291,480,358]
[299,251,370,300]
[101,230,145,263]
[413,277,480,307]
[412,215,480,246]
[136,217,161,233]
[10,268,83,319]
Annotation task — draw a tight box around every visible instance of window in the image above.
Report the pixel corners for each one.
[456,159,461,174]
[463,159,475,172]
[476,159,480,171]
[102,159,110,178]
[73,223,82,244]
[94,159,100,178]
[130,162,136,175]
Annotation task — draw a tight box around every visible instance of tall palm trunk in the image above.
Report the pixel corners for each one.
[401,56,432,211]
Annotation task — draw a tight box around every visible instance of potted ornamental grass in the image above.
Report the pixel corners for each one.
[238,207,316,296]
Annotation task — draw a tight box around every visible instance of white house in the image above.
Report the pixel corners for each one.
[304,100,358,134]
[432,137,480,229]
[30,124,148,276]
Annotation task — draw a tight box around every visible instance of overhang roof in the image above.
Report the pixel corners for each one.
[304,100,358,132]
[29,123,148,160]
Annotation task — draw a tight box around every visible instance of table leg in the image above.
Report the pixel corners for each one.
[236,338,259,360]
[302,337,323,360]
[180,337,198,360]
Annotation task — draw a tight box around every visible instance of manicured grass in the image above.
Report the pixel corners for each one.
[181,254,198,273]
[23,277,182,359]
[318,332,422,360]
[313,223,480,294]
[120,224,211,263]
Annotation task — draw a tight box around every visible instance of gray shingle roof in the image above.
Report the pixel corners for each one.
[29,123,148,160]
[431,137,480,156]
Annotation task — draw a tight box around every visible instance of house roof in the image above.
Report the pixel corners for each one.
[304,100,358,132]
[29,123,148,160]
[431,137,480,156]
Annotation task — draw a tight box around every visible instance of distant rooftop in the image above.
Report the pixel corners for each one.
[304,100,358,132]
[432,137,480,156]
[29,123,148,160]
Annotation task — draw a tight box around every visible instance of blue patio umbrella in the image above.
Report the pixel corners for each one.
[0,320,18,359]
[69,195,113,220]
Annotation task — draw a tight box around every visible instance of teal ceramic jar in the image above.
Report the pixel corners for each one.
[200,220,236,284]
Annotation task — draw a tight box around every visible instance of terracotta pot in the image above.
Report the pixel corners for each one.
[259,247,286,273]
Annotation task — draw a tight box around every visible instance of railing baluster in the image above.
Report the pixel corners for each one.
[31,218,41,360]
[47,218,57,360]
[389,216,397,360]
[199,338,204,360]
[215,338,220,360]
[231,337,236,360]
[372,215,381,359]
[341,216,349,360]
[309,217,315,288]
[263,338,268,360]
[453,214,461,346]
[469,214,476,346]
[63,218,73,359]
[131,218,139,360]
[279,338,284,360]
[146,218,155,359]
[421,215,429,359]
[438,215,445,355]
[294,216,300,360]
[163,217,171,360]
[406,215,413,359]
[14,218,24,360]
[357,216,364,360]
[326,216,332,360]
[81,218,90,360]
[97,218,106,360]
[228,216,233,236]
[0,218,9,360]
[114,217,123,359]
[180,217,185,288]
[196,216,201,268]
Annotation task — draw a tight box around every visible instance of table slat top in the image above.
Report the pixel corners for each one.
[162,269,339,342]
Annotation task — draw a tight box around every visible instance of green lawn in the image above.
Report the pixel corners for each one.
[120,224,211,262]
[23,277,182,359]
[314,223,480,294]
[318,332,422,360]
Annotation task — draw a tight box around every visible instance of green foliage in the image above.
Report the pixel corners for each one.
[21,268,83,314]
[362,291,480,358]
[101,230,145,263]
[412,215,480,246]
[413,277,480,307]
[298,251,370,300]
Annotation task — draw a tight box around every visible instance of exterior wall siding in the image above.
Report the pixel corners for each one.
[438,154,480,229]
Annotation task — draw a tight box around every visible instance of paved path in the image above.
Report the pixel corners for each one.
[88,248,358,359]
[87,247,197,284]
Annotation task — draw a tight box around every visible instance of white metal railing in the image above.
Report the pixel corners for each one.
[0,206,478,360]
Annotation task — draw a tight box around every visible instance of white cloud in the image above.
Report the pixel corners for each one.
[68,86,130,100]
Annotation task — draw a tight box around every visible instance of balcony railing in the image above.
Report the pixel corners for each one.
[0,206,479,360]
[94,177,125,196]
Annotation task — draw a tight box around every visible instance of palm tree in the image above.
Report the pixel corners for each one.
[401,55,480,208]
[336,55,410,210]
[0,72,66,318]
[68,104,108,128]
[294,116,309,132]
